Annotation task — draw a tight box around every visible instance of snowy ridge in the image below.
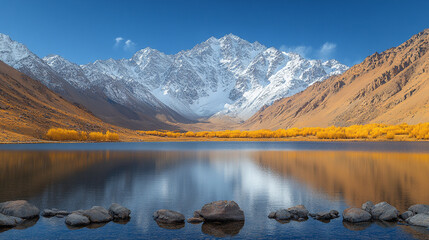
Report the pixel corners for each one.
[0,33,348,121]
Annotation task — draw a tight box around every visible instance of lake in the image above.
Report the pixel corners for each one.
[1,141,429,239]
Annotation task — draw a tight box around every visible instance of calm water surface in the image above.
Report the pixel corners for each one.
[0,141,429,239]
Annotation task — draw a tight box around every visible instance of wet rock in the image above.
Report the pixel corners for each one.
[0,200,40,219]
[343,207,372,223]
[80,206,112,223]
[408,204,429,214]
[108,203,131,220]
[313,210,339,220]
[193,210,202,218]
[65,213,90,226]
[370,202,399,221]
[0,213,23,227]
[201,221,244,238]
[153,209,185,223]
[406,213,429,228]
[268,211,277,219]
[187,217,204,224]
[400,211,414,220]
[287,205,309,219]
[41,209,70,217]
[199,200,245,222]
[362,201,375,213]
[330,210,340,218]
[274,209,291,220]
[298,218,306,221]
[310,210,339,220]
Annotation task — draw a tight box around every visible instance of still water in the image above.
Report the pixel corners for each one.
[0,141,429,239]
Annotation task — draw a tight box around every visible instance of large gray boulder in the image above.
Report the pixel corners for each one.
[273,209,291,220]
[79,206,112,223]
[0,213,23,227]
[108,203,131,220]
[406,213,429,228]
[65,213,90,226]
[199,201,245,222]
[343,207,372,223]
[287,205,309,219]
[370,202,399,221]
[362,201,375,213]
[0,200,40,219]
[408,204,429,214]
[153,209,185,223]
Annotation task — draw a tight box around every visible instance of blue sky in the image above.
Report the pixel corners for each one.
[1,0,428,66]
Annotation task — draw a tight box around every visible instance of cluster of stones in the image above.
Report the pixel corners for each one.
[153,200,245,225]
[65,203,131,226]
[0,200,40,227]
[268,205,340,222]
[153,200,245,236]
[343,201,429,229]
[0,200,130,228]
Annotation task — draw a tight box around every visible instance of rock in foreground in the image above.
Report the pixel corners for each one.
[362,201,375,213]
[199,201,245,222]
[408,204,429,215]
[400,211,414,220]
[0,200,40,219]
[153,209,185,223]
[287,205,309,219]
[343,207,372,223]
[310,210,340,220]
[65,213,90,226]
[109,203,131,220]
[187,217,204,223]
[406,213,429,228]
[0,213,23,227]
[370,202,399,221]
[42,209,70,218]
[78,206,112,223]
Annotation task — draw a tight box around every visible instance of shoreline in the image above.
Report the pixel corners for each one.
[1,136,428,144]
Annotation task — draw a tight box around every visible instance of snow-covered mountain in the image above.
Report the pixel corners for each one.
[0,32,348,126]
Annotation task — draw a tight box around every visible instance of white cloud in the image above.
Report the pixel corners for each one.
[318,42,336,59]
[279,45,312,58]
[124,39,136,51]
[114,37,136,51]
[279,42,337,59]
[114,37,124,47]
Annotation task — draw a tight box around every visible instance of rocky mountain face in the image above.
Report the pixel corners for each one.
[243,29,429,130]
[0,33,347,129]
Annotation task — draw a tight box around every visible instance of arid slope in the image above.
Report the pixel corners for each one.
[243,29,429,130]
[0,60,126,141]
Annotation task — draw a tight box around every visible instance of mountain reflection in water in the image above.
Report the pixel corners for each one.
[0,147,429,239]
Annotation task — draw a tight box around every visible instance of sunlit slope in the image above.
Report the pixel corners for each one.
[243,29,429,130]
[0,60,121,140]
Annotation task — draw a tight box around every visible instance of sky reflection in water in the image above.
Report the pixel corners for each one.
[0,142,429,239]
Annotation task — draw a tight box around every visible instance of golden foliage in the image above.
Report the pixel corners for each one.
[46,128,119,142]
[140,123,429,140]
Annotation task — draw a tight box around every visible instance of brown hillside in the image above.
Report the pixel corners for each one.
[0,60,128,141]
[243,29,429,130]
